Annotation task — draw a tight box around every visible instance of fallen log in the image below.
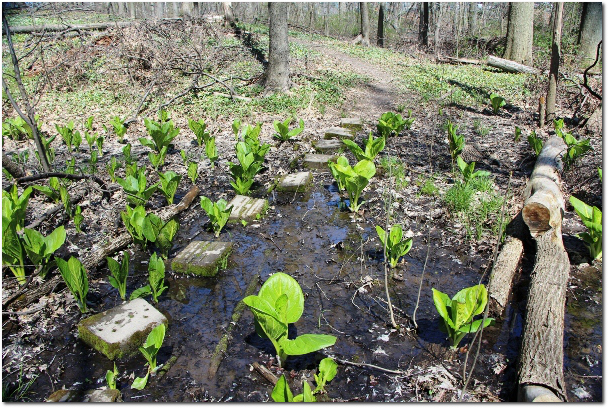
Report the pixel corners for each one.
[488,213,525,316]
[487,55,540,75]
[4,21,132,34]
[517,138,569,402]
[436,56,481,66]
[2,152,25,179]
[6,185,200,311]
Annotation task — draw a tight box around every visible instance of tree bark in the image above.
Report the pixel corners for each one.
[2,152,25,179]
[577,2,602,67]
[6,185,200,311]
[545,3,564,123]
[265,2,290,92]
[418,2,429,48]
[487,55,540,74]
[377,3,384,47]
[434,2,443,55]
[503,2,534,65]
[522,137,566,237]
[360,2,370,46]
[222,2,234,27]
[468,2,477,36]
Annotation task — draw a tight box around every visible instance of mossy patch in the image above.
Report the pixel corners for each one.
[171,241,233,277]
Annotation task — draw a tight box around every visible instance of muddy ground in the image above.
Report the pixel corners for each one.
[2,20,603,402]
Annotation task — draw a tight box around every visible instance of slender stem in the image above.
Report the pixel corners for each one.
[383,162,398,329]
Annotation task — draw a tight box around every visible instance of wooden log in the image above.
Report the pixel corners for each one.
[522,137,566,237]
[517,138,569,401]
[436,56,481,65]
[208,274,260,379]
[4,21,132,34]
[488,213,525,316]
[487,55,540,75]
[2,152,25,179]
[6,185,200,311]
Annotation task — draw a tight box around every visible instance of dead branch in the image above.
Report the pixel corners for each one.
[25,192,84,230]
[583,40,602,100]
[11,172,110,201]
[2,152,25,178]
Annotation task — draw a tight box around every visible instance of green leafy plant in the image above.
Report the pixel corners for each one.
[21,225,66,278]
[457,156,490,185]
[432,284,494,349]
[141,111,180,153]
[116,172,158,207]
[200,196,233,237]
[105,116,127,143]
[489,93,506,114]
[328,156,350,191]
[514,126,522,142]
[121,205,162,248]
[569,196,602,260]
[205,137,218,167]
[187,161,199,184]
[188,118,211,147]
[2,116,37,140]
[107,156,121,183]
[122,143,134,164]
[158,171,182,205]
[377,111,410,138]
[272,374,316,402]
[329,157,376,212]
[56,120,82,152]
[107,252,130,300]
[527,130,543,156]
[132,323,166,390]
[106,363,118,390]
[473,119,490,137]
[446,120,465,163]
[148,146,168,169]
[73,205,84,233]
[56,256,89,313]
[554,119,592,170]
[129,252,168,303]
[228,140,265,195]
[375,224,413,268]
[313,357,338,394]
[342,132,385,162]
[243,272,337,367]
[2,186,33,285]
[34,133,56,167]
[156,219,179,259]
[273,117,305,141]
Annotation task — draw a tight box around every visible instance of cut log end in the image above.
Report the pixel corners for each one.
[522,202,551,235]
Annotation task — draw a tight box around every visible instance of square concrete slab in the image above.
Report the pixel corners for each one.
[340,118,363,132]
[227,195,268,221]
[276,171,313,192]
[324,127,354,139]
[78,298,168,360]
[171,241,233,277]
[313,139,343,153]
[303,154,336,171]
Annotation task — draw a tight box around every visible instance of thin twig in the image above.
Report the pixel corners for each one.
[325,353,407,375]
[412,226,432,328]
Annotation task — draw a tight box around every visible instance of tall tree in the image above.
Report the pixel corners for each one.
[265,2,290,92]
[418,2,429,48]
[577,2,602,67]
[468,2,477,36]
[377,3,385,47]
[503,2,534,65]
[360,2,370,46]
[546,2,564,123]
[434,2,443,55]
[223,2,235,27]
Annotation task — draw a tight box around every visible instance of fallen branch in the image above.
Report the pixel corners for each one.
[25,192,84,230]
[487,55,540,75]
[436,55,481,65]
[325,353,406,375]
[208,274,260,379]
[11,172,110,201]
[5,185,200,311]
[4,21,132,34]
[2,152,25,178]
[251,362,278,385]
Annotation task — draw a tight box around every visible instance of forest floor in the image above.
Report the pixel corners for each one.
[2,15,603,402]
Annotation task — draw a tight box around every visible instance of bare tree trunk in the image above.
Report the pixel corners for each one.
[308,2,315,28]
[377,3,384,47]
[223,2,234,27]
[265,2,290,92]
[545,3,564,123]
[503,2,534,65]
[418,2,429,48]
[577,2,603,68]
[434,2,443,55]
[360,2,370,46]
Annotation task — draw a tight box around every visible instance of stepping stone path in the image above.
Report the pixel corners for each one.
[47,389,122,402]
[78,298,167,360]
[171,241,233,277]
[313,139,343,153]
[340,118,363,132]
[304,153,336,171]
[276,171,313,192]
[324,126,354,139]
[227,195,268,221]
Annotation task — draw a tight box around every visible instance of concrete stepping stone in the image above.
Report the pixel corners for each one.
[276,171,313,192]
[171,241,233,277]
[340,118,363,132]
[47,389,122,402]
[324,126,354,139]
[313,139,343,153]
[227,195,268,221]
[303,153,336,171]
[78,298,168,360]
